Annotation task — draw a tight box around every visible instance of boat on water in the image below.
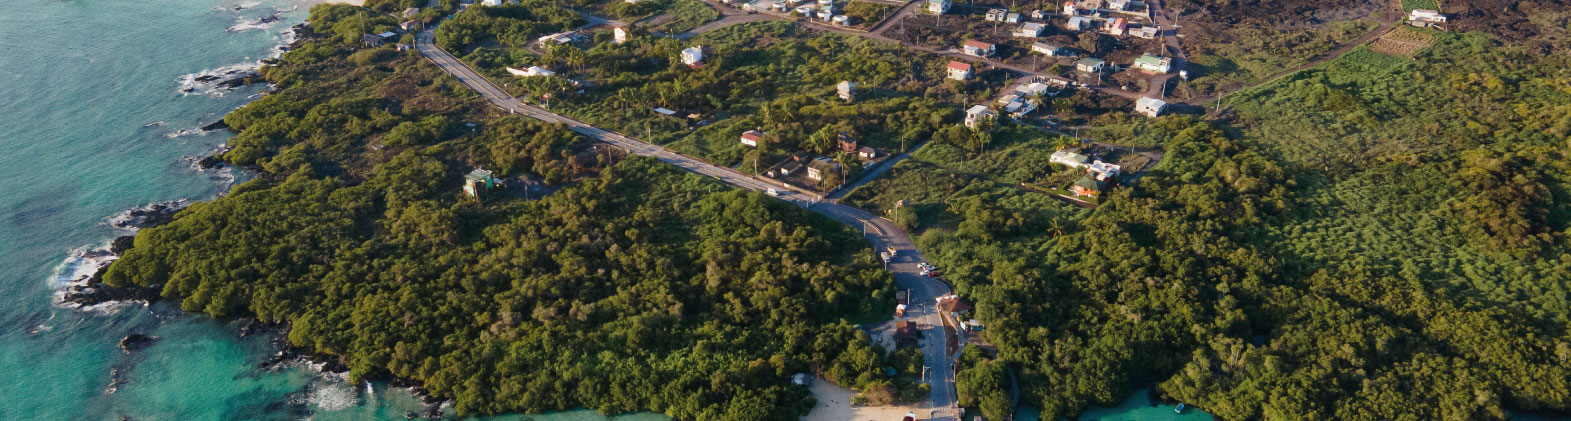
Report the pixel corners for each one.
[1175,403,1186,413]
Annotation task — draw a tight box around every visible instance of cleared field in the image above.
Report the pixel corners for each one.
[1368,27,1435,56]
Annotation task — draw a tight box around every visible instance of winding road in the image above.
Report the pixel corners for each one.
[415,24,962,421]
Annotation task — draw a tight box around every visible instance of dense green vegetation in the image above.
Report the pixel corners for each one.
[434,1,584,53]
[652,0,720,34]
[850,28,1571,420]
[102,4,924,418]
[1181,20,1374,97]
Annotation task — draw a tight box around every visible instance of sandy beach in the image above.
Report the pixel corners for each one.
[803,381,929,421]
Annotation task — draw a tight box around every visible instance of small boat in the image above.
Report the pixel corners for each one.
[1175,403,1186,413]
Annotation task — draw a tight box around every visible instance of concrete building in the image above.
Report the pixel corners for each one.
[681,46,703,66]
[1015,22,1047,37]
[927,0,951,14]
[1075,57,1105,73]
[946,60,972,81]
[1132,53,1172,73]
[964,105,995,128]
[962,40,996,57]
[1135,96,1167,117]
[837,80,855,101]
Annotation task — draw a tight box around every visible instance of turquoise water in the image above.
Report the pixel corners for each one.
[1015,388,1213,421]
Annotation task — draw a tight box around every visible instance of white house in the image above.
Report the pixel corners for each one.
[1014,82,1051,97]
[1088,160,1121,180]
[681,46,703,66]
[400,20,420,32]
[1132,53,1172,73]
[927,0,951,14]
[833,14,850,25]
[1015,22,1046,38]
[1062,0,1076,14]
[1105,17,1127,36]
[480,0,501,6]
[962,40,996,57]
[1030,9,1047,20]
[837,80,855,101]
[1135,96,1167,117]
[1006,12,1021,23]
[964,105,995,128]
[1032,42,1065,56]
[1051,150,1091,168]
[537,31,576,47]
[740,130,764,147]
[796,5,817,17]
[1075,57,1105,73]
[985,8,1008,22]
[613,26,629,43]
[1133,26,1159,39]
[1065,16,1093,31]
[1409,9,1446,26]
[402,7,421,18]
[505,66,555,77]
[946,60,972,81]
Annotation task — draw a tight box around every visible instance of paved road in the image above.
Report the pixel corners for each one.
[416,24,961,421]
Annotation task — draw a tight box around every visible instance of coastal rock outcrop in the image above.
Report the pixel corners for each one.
[118,334,158,354]
[110,201,186,230]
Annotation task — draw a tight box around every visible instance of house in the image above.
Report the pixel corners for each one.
[1065,16,1093,31]
[833,14,851,25]
[857,146,878,160]
[895,303,907,317]
[960,319,984,332]
[894,321,919,345]
[740,130,764,147]
[837,80,855,101]
[962,40,996,58]
[681,46,703,66]
[1006,12,1021,23]
[1008,98,1038,117]
[361,33,387,47]
[1107,0,1129,10]
[1132,53,1171,73]
[1030,9,1047,20]
[771,2,788,12]
[1015,22,1046,37]
[792,373,811,386]
[395,42,409,52]
[946,60,972,81]
[1135,96,1167,117]
[1051,150,1091,168]
[480,0,501,5]
[837,132,858,153]
[1014,82,1051,97]
[401,7,421,18]
[1062,0,1077,14]
[506,66,555,77]
[775,161,803,177]
[984,8,1008,22]
[1133,26,1160,39]
[1105,17,1127,36]
[399,20,420,32]
[964,105,995,128]
[1075,57,1105,73]
[927,0,950,14]
[537,31,577,47]
[819,9,836,22]
[1409,9,1446,26]
[1031,42,1065,56]
[1088,160,1121,181]
[1071,176,1106,197]
[463,169,495,199]
[613,25,629,43]
[795,5,817,17]
[806,157,840,181]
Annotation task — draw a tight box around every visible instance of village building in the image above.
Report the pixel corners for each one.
[1015,22,1047,38]
[1133,25,1160,39]
[1062,0,1077,14]
[613,25,629,43]
[400,20,420,32]
[774,161,803,177]
[837,132,858,153]
[1065,16,1093,31]
[681,46,704,66]
[1071,176,1106,197]
[806,157,840,181]
[362,33,388,47]
[946,60,972,81]
[796,5,817,18]
[506,66,556,77]
[1051,150,1091,168]
[837,80,855,101]
[1088,160,1121,181]
[1014,82,1051,97]
[1107,0,1130,10]
[1075,57,1106,73]
[927,0,951,14]
[1135,96,1167,117]
[740,130,764,147]
[984,8,1008,22]
[1132,53,1172,73]
[964,105,995,128]
[401,7,421,18]
[1105,17,1128,36]
[857,146,878,161]
[463,169,496,199]
[833,14,851,25]
[1006,12,1022,23]
[1031,42,1066,56]
[537,31,577,47]
[962,40,996,57]
[480,0,501,6]
[1409,9,1446,26]
[1030,9,1047,20]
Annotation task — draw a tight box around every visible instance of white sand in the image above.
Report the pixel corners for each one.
[803,381,929,421]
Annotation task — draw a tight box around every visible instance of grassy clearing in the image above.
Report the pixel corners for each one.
[654,0,720,33]
[1179,20,1375,97]
[1401,0,1438,11]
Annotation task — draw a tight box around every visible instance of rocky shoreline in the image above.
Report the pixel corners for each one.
[242,319,453,419]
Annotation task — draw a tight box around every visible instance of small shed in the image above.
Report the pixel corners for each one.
[463,169,496,199]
